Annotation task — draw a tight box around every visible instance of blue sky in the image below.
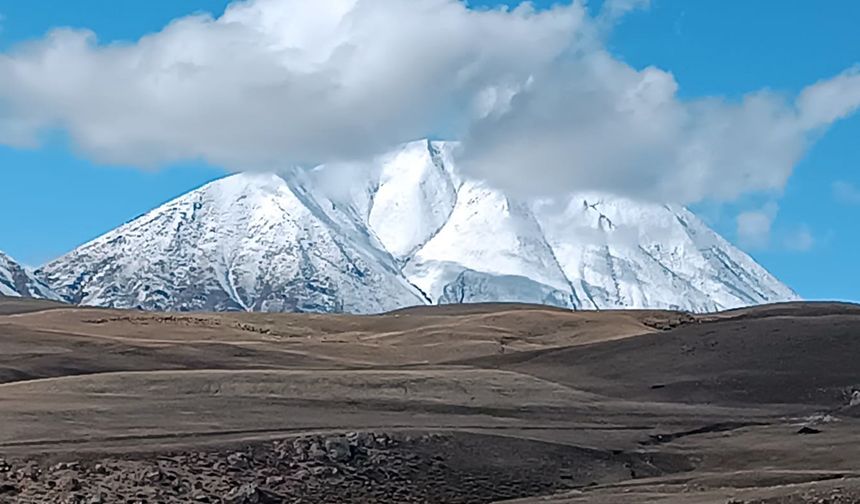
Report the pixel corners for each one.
[0,0,858,302]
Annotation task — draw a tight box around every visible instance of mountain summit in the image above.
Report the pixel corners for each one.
[0,251,60,300]
[37,141,798,313]
[37,173,424,313]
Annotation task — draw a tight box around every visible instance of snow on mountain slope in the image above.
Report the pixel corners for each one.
[368,141,459,260]
[36,140,799,314]
[531,196,798,312]
[438,270,576,308]
[374,144,796,312]
[352,142,796,312]
[404,179,578,308]
[0,251,60,300]
[37,173,425,313]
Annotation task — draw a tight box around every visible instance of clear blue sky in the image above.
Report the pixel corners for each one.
[0,0,857,302]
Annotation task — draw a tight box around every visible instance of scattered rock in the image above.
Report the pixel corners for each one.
[18,462,41,481]
[227,452,250,469]
[375,433,394,447]
[57,474,82,492]
[325,436,353,462]
[0,483,19,495]
[804,413,839,425]
[143,470,162,483]
[308,442,328,461]
[224,483,281,504]
[265,475,284,485]
[347,431,374,448]
[797,426,822,435]
[289,469,309,481]
[0,431,668,503]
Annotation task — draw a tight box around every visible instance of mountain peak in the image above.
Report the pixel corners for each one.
[37,169,425,313]
[35,140,798,314]
[0,251,60,300]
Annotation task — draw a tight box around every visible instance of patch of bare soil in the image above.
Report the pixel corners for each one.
[0,297,67,316]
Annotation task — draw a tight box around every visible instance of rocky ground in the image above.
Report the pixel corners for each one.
[0,431,689,504]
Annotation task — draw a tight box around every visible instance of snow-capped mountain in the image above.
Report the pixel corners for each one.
[0,251,60,300]
[37,173,425,313]
[529,196,795,312]
[36,140,799,314]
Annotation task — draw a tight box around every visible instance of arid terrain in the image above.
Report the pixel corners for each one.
[1,299,859,503]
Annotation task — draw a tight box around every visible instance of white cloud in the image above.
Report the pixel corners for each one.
[784,225,815,252]
[0,0,857,206]
[458,53,830,203]
[736,204,815,252]
[736,202,779,250]
[796,66,860,128]
[599,0,651,23]
[0,0,584,169]
[834,181,860,205]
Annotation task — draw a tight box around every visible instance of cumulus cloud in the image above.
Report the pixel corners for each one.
[0,0,858,205]
[796,66,860,128]
[598,0,651,23]
[736,203,815,252]
[834,181,860,205]
[461,61,860,203]
[784,225,815,252]
[0,0,583,168]
[736,202,779,250]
